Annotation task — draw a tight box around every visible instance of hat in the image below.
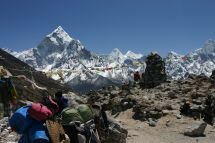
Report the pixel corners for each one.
[0,66,12,77]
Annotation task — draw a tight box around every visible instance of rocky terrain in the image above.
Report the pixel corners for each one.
[1,68,215,142]
[86,73,215,142]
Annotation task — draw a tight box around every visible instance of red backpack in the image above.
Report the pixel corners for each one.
[28,103,53,122]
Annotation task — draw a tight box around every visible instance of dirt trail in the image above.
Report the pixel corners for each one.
[112,109,215,143]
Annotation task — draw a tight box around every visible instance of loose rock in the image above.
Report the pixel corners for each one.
[184,121,207,137]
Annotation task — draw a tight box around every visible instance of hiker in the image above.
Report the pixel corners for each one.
[0,67,18,117]
[139,72,145,88]
[133,71,140,82]
[55,91,68,113]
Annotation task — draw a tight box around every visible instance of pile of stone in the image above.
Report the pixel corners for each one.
[203,93,215,125]
[143,52,167,88]
[132,104,164,121]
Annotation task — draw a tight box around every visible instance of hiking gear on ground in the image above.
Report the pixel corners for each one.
[46,120,69,143]
[61,108,83,124]
[77,104,93,123]
[62,120,101,143]
[62,123,81,143]
[9,105,33,134]
[43,96,59,114]
[62,96,68,108]
[18,121,50,143]
[61,104,93,124]
[28,103,53,122]
[55,92,68,113]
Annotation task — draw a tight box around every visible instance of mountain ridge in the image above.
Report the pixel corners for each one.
[3,26,215,92]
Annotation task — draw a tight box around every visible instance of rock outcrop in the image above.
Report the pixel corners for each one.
[143,52,167,88]
[184,121,207,137]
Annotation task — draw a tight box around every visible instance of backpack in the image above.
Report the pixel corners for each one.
[61,104,93,124]
[28,103,53,122]
[61,104,109,143]
[62,121,100,143]
[61,108,84,124]
[9,105,33,134]
[46,120,70,143]
[43,96,59,114]
[18,121,50,143]
[56,95,69,113]
[77,104,94,123]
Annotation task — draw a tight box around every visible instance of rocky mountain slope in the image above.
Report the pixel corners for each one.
[0,48,72,102]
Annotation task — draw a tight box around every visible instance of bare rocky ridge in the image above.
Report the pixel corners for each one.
[0,48,73,102]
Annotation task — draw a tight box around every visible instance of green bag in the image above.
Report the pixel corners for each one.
[61,108,83,124]
[61,104,93,124]
[77,104,93,123]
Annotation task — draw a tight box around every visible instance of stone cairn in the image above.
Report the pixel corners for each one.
[143,52,167,88]
[203,93,215,125]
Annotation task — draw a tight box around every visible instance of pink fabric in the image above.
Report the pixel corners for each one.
[48,96,59,113]
[28,103,52,122]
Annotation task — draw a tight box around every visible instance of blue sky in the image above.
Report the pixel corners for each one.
[0,0,215,56]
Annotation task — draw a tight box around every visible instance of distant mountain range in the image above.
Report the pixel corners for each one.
[3,26,215,93]
[3,26,145,93]
[165,39,215,79]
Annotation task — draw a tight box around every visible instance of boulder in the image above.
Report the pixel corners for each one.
[99,117,128,143]
[184,121,207,137]
[148,118,157,127]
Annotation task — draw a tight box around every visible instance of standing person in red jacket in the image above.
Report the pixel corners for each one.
[134,71,140,82]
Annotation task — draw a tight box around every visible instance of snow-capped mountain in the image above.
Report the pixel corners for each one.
[165,39,215,79]
[125,51,143,59]
[4,26,144,93]
[4,26,215,89]
[14,26,95,71]
[4,26,215,86]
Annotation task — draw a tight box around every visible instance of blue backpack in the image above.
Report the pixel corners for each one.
[18,121,50,143]
[62,96,68,108]
[9,105,33,134]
